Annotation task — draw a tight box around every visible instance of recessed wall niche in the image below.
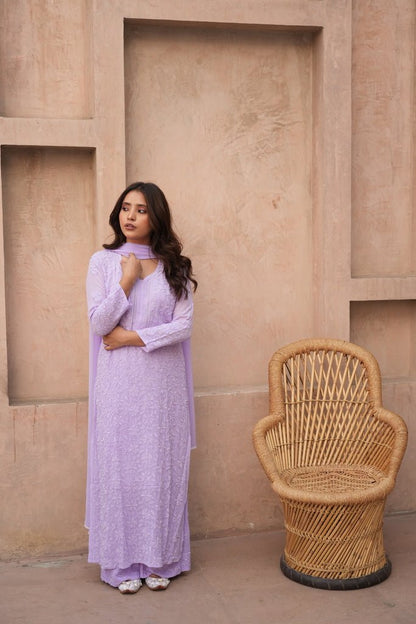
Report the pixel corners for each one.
[1,146,95,403]
[124,22,315,388]
[350,300,416,380]
[351,0,416,278]
[0,0,93,118]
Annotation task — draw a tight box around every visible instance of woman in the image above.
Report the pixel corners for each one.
[85,181,197,594]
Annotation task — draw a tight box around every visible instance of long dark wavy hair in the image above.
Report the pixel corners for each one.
[103,181,197,299]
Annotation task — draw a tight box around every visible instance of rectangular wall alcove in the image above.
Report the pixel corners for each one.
[351,0,416,278]
[350,300,416,380]
[1,146,96,403]
[124,22,316,389]
[0,0,93,119]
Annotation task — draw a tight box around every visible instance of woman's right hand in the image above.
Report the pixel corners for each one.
[119,253,143,296]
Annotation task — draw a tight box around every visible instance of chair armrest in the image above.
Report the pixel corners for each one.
[372,405,408,478]
[252,413,284,484]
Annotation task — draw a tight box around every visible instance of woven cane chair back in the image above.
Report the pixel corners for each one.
[267,343,395,477]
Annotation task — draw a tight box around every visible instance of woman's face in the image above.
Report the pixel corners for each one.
[118,189,153,245]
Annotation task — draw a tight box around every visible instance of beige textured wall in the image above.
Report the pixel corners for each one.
[2,147,94,402]
[0,0,93,119]
[351,0,415,278]
[0,0,415,559]
[124,24,314,388]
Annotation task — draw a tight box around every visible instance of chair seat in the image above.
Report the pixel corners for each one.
[281,464,385,494]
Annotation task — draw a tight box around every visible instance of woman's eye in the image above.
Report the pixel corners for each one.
[138,208,147,214]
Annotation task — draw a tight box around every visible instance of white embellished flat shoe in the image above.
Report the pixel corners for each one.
[118,579,142,594]
[145,575,170,591]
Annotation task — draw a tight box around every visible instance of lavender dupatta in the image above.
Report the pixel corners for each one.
[85,242,196,528]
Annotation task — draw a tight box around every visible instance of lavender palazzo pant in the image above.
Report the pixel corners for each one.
[101,509,191,586]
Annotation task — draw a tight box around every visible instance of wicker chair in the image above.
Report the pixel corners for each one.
[253,338,408,590]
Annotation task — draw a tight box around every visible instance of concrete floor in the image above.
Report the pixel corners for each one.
[1,513,415,624]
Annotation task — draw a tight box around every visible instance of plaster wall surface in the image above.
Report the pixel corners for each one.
[0,0,415,559]
[2,147,94,402]
[0,0,93,119]
[124,23,314,388]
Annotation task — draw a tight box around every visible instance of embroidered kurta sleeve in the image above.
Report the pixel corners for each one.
[86,255,131,336]
[137,289,193,353]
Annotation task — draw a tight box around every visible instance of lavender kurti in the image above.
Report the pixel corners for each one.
[85,243,194,576]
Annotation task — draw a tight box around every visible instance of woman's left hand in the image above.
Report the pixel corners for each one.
[103,326,144,350]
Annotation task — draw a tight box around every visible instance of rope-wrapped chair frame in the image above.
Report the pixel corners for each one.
[253,338,408,590]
